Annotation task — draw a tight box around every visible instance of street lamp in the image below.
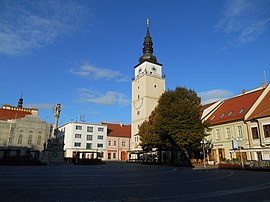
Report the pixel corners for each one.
[200,139,207,168]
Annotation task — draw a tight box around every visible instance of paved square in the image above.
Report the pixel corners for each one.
[1,161,270,201]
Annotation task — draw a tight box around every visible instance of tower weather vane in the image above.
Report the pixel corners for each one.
[146,18,150,27]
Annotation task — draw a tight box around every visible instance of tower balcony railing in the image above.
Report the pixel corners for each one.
[132,71,166,81]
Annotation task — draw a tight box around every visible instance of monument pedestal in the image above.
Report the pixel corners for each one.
[40,138,65,164]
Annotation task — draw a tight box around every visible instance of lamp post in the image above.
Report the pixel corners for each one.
[200,139,207,168]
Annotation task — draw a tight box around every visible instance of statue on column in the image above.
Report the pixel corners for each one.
[51,104,61,139]
[40,103,64,164]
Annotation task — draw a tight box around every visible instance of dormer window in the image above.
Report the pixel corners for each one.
[220,113,225,118]
[227,111,233,117]
[239,108,244,114]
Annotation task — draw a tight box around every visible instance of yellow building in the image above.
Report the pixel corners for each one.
[203,83,270,163]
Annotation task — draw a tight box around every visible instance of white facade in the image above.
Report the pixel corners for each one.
[0,115,51,152]
[131,61,165,150]
[58,122,107,160]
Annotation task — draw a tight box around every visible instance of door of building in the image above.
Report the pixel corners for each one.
[121,151,126,161]
[218,149,225,162]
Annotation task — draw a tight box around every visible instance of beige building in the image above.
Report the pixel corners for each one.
[131,20,165,150]
[0,101,51,157]
[245,82,270,160]
[202,83,270,163]
[103,122,131,161]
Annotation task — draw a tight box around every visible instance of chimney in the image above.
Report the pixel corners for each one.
[262,82,266,88]
[120,122,123,127]
[242,89,246,94]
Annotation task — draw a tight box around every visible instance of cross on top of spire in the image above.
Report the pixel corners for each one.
[146,18,150,28]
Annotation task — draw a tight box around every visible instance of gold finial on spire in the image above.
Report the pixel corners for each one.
[146,18,150,28]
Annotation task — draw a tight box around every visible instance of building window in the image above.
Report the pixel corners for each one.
[108,140,112,146]
[97,144,103,148]
[27,135,33,145]
[215,129,220,140]
[137,111,140,115]
[10,127,15,134]
[75,125,82,130]
[75,134,82,138]
[113,153,116,159]
[37,135,42,145]
[87,126,93,133]
[263,124,270,138]
[252,127,259,139]
[18,134,23,144]
[8,136,13,144]
[227,111,233,117]
[114,141,117,146]
[237,126,243,138]
[122,141,126,147]
[239,108,244,114]
[97,135,103,140]
[226,128,231,139]
[87,135,93,141]
[98,127,104,132]
[220,113,225,118]
[86,143,92,149]
[108,153,111,159]
[74,142,81,147]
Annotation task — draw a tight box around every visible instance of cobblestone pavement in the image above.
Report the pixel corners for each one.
[0,161,270,201]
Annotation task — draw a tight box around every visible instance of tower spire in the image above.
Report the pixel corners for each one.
[17,92,23,108]
[139,18,157,64]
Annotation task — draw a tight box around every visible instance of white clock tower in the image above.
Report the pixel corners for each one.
[131,19,165,150]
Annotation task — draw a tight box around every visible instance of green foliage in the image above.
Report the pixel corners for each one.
[139,87,209,151]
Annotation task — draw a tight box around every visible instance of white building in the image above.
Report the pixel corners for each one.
[131,20,165,150]
[0,101,51,156]
[58,122,107,160]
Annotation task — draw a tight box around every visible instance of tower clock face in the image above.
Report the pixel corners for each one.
[134,98,143,109]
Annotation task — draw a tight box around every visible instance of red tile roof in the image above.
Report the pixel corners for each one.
[247,89,270,120]
[102,122,131,138]
[0,108,32,121]
[207,89,264,125]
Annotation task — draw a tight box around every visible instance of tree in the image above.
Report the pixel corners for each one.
[138,87,209,153]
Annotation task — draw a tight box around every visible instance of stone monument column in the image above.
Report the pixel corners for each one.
[51,103,61,139]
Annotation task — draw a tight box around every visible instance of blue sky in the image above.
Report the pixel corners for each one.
[1,0,270,126]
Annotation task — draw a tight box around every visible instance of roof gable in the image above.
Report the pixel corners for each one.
[207,89,264,125]
[102,122,131,138]
[247,88,270,120]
